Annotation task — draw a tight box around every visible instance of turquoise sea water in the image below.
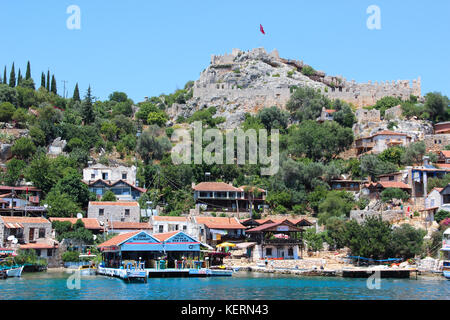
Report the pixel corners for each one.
[0,271,449,300]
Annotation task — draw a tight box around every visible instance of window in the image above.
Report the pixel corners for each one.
[122,173,127,180]
[99,209,104,216]
[124,209,130,216]
[91,173,95,179]
[35,249,41,256]
[288,248,294,256]
[159,225,164,233]
[389,176,395,181]
[102,172,109,180]
[47,249,53,257]
[39,228,46,238]
[183,225,187,231]
[266,248,272,256]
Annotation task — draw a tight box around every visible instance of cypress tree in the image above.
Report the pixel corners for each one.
[3,67,6,84]
[9,63,16,87]
[73,83,80,101]
[50,75,57,95]
[82,85,94,124]
[40,72,45,88]
[17,69,22,86]
[25,61,31,80]
[46,70,50,91]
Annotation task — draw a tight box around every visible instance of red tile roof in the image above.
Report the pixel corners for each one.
[441,151,450,158]
[246,221,303,233]
[194,216,246,229]
[20,243,57,249]
[0,186,41,192]
[428,187,443,195]
[0,216,50,224]
[89,201,139,207]
[365,181,411,189]
[192,182,240,192]
[238,186,266,193]
[325,109,336,114]
[436,163,450,169]
[98,231,141,248]
[49,218,102,230]
[153,231,179,242]
[108,221,152,230]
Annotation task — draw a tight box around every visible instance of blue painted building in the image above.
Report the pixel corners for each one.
[98,230,202,269]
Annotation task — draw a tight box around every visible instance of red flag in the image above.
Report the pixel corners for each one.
[260,24,265,35]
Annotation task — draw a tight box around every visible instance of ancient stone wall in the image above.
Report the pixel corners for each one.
[424,134,450,153]
[350,210,404,223]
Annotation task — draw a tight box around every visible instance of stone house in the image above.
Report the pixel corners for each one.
[384,105,403,120]
[434,122,450,134]
[424,134,450,153]
[0,216,52,248]
[355,108,380,123]
[316,108,336,123]
[355,130,412,155]
[87,201,140,225]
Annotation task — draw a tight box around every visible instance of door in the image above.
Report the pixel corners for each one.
[29,228,35,241]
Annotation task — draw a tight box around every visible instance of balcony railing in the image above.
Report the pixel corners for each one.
[263,239,303,245]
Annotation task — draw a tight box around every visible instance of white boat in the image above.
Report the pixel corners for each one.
[6,266,24,277]
[78,265,97,276]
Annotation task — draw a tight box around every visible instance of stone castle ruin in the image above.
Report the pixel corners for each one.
[168,48,421,127]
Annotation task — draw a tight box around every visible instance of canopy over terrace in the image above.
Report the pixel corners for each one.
[98,231,204,269]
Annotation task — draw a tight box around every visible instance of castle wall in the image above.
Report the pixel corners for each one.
[424,134,450,153]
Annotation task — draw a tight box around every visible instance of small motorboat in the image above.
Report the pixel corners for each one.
[443,261,450,280]
[78,264,97,276]
[5,265,24,278]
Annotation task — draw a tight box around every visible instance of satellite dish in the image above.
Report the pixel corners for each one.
[7,235,15,241]
[12,239,18,244]
[76,213,83,219]
[93,235,97,240]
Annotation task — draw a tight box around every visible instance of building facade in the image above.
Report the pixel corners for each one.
[87,201,140,224]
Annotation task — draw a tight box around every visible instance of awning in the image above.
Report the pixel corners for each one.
[5,223,23,229]
[210,229,228,235]
[236,242,257,249]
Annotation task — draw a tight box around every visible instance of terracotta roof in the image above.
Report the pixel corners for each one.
[0,216,50,224]
[192,182,240,192]
[0,186,41,192]
[20,243,57,249]
[246,221,303,233]
[325,109,336,114]
[436,163,450,169]
[365,181,411,189]
[153,231,179,242]
[194,216,246,229]
[108,221,152,230]
[152,216,188,222]
[441,151,450,158]
[98,231,141,248]
[89,201,139,207]
[49,218,102,230]
[357,130,410,141]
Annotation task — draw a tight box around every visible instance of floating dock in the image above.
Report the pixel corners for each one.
[342,268,417,279]
[97,266,233,281]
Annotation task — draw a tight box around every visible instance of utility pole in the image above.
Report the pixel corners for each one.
[61,80,68,98]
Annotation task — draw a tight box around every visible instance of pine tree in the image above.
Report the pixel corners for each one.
[17,69,22,86]
[25,61,31,80]
[2,67,6,84]
[82,85,95,124]
[50,75,57,95]
[46,70,50,91]
[9,63,16,87]
[40,72,45,88]
[73,83,80,101]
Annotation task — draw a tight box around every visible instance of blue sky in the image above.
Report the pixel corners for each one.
[0,0,448,102]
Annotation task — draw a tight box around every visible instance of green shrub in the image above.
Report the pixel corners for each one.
[301,66,316,76]
[62,251,80,263]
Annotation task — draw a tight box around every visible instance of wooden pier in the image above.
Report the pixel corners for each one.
[97,266,232,281]
[342,268,416,279]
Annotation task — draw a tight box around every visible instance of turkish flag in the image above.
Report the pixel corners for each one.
[260,24,265,35]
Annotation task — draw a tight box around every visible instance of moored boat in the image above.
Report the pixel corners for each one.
[5,265,24,277]
[78,264,97,276]
[443,261,450,280]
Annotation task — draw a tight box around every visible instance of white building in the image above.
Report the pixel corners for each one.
[355,130,412,155]
[83,164,137,185]
[151,216,189,234]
